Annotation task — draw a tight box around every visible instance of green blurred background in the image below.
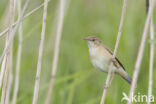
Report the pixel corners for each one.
[0,0,156,104]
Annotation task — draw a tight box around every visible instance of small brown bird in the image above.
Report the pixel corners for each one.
[84,36,132,84]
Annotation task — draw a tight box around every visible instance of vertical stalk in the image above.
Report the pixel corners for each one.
[0,0,15,103]
[147,0,154,104]
[12,0,23,103]
[32,0,48,104]
[128,0,155,104]
[45,0,66,104]
[100,0,128,103]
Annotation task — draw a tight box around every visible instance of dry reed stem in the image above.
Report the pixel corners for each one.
[147,0,154,104]
[45,0,66,104]
[5,0,16,101]
[12,0,23,104]
[32,0,48,104]
[0,0,15,103]
[100,0,128,104]
[5,67,13,104]
[0,0,29,65]
[147,17,154,104]
[0,55,6,89]
[128,0,155,104]
[5,33,14,104]
[0,0,51,38]
[0,0,29,102]
[1,60,9,104]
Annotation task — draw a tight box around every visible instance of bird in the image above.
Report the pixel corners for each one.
[84,36,132,84]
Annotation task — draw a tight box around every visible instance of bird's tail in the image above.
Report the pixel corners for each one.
[116,68,132,84]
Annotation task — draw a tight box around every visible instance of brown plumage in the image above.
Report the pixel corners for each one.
[84,36,132,84]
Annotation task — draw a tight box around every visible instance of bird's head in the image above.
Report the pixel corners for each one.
[84,36,102,48]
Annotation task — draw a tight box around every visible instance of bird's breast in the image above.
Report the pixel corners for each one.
[89,47,110,72]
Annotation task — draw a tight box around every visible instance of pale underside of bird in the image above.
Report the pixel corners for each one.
[85,36,132,84]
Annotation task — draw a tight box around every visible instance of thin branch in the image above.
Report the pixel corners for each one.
[45,0,66,104]
[5,67,13,104]
[0,0,15,103]
[0,0,29,102]
[12,0,23,103]
[0,55,6,89]
[0,0,51,38]
[5,0,16,101]
[147,18,154,104]
[32,0,48,104]
[147,0,154,104]
[0,58,9,104]
[128,0,155,104]
[100,0,128,104]
[0,0,29,65]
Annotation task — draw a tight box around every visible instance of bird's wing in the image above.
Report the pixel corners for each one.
[103,45,126,71]
[114,57,125,71]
